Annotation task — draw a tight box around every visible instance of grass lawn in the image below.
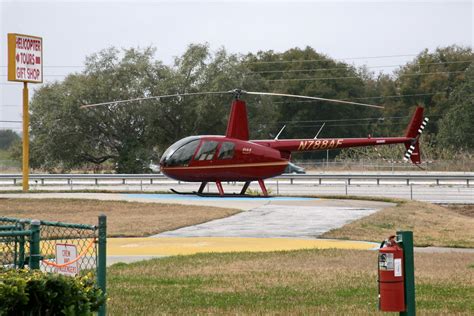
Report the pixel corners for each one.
[2,197,473,314]
[321,201,474,248]
[0,198,239,237]
[107,249,474,315]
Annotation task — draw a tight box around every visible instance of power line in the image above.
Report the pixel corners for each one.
[0,65,84,68]
[286,122,409,128]
[0,53,421,69]
[0,82,46,86]
[271,92,446,104]
[0,74,71,77]
[0,92,450,109]
[249,60,473,74]
[270,116,412,124]
[0,59,474,81]
[258,115,442,126]
[2,60,470,78]
[245,54,419,65]
[2,69,463,87]
[349,92,444,100]
[265,70,466,82]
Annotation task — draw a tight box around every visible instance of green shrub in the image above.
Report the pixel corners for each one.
[0,268,105,316]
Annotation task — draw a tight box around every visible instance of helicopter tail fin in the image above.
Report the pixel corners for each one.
[226,99,249,140]
[404,106,424,138]
[403,106,428,164]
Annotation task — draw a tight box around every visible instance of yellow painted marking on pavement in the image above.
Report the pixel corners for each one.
[108,237,376,256]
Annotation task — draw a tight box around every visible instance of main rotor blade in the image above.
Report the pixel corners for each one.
[80,91,230,109]
[244,91,384,109]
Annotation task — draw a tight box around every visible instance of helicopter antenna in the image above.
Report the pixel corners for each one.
[274,125,286,140]
[314,123,326,139]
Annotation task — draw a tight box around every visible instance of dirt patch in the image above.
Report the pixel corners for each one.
[321,200,474,248]
[0,198,240,237]
[447,205,474,218]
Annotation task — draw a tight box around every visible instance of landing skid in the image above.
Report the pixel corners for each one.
[170,188,196,195]
[171,180,270,198]
[196,192,268,198]
[170,188,270,198]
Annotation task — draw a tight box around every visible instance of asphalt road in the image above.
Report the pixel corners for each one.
[1,181,472,203]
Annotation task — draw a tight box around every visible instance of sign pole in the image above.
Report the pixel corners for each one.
[8,33,43,192]
[22,82,29,192]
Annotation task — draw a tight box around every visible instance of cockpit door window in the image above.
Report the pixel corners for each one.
[218,142,235,160]
[163,139,200,167]
[195,141,219,161]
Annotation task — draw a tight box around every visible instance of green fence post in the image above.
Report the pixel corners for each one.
[397,231,416,316]
[29,219,41,270]
[97,214,107,316]
[18,220,27,268]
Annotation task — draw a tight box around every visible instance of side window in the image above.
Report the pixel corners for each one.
[218,142,235,160]
[195,141,219,161]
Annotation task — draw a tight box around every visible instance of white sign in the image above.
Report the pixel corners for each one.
[55,243,79,276]
[379,253,394,271]
[394,258,403,277]
[8,33,43,83]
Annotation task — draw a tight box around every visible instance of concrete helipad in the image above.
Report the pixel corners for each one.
[1,192,393,263]
[155,204,381,238]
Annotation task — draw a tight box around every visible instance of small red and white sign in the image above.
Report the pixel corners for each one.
[55,243,79,276]
[8,33,43,83]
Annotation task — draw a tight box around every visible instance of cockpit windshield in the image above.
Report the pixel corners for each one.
[160,136,201,167]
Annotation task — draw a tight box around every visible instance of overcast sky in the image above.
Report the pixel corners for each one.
[0,0,472,131]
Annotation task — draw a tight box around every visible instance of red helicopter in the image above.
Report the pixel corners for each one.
[82,89,428,196]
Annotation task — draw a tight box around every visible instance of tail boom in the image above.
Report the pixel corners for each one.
[253,106,427,164]
[253,136,413,153]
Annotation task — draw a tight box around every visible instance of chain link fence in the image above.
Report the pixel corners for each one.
[0,222,23,268]
[0,215,107,315]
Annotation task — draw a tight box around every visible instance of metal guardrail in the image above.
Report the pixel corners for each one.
[0,173,472,186]
[0,173,167,186]
[277,173,473,186]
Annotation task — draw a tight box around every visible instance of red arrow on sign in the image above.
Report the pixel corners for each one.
[36,56,41,64]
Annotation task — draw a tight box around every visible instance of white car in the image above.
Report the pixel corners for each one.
[284,162,306,174]
[147,161,161,173]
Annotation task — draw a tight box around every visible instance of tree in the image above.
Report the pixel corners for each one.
[0,130,20,150]
[28,44,473,172]
[391,45,473,136]
[244,47,377,160]
[28,45,272,172]
[29,47,166,172]
[437,66,474,150]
